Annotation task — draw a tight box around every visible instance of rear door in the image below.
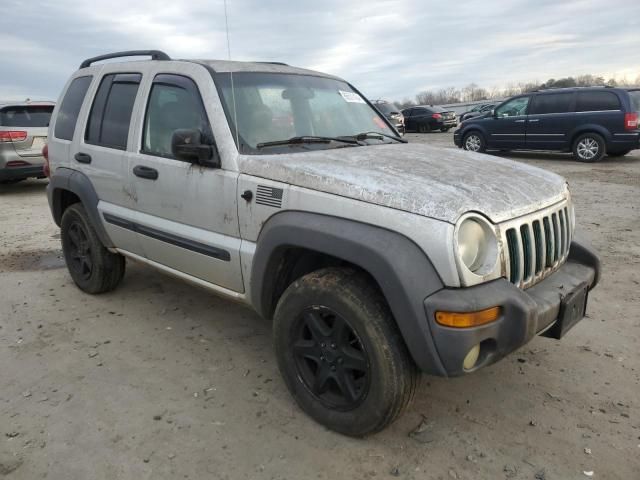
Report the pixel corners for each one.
[526,92,575,150]
[0,104,53,164]
[485,96,530,148]
[128,68,243,292]
[72,70,144,255]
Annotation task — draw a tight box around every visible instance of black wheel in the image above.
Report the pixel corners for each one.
[61,203,125,294]
[441,127,450,132]
[573,132,605,162]
[608,149,631,157]
[462,131,486,153]
[418,123,431,133]
[273,268,418,437]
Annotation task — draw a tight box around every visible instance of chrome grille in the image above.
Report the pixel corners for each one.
[502,200,572,289]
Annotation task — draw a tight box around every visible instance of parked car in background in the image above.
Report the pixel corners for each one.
[454,87,640,162]
[459,103,497,122]
[402,105,457,133]
[47,50,599,437]
[372,100,404,134]
[0,100,55,183]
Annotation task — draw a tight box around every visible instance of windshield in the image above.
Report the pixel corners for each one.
[215,72,392,154]
[0,105,53,127]
[375,102,400,115]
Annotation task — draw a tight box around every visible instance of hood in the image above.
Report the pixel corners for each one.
[238,143,567,224]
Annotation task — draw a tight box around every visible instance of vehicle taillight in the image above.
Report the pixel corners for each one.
[0,130,28,142]
[432,113,442,119]
[42,144,50,178]
[624,112,638,131]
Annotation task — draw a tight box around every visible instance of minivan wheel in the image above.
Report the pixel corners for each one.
[463,131,485,153]
[61,203,125,294]
[273,268,418,437]
[573,133,605,162]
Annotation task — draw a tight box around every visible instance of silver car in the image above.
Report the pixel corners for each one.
[0,100,54,183]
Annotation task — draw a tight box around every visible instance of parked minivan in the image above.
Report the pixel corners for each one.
[454,87,640,161]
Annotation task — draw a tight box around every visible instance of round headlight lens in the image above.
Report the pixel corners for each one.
[456,217,498,274]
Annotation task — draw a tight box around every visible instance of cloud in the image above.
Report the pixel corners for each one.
[0,0,638,102]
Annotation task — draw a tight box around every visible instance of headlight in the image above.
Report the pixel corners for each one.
[455,215,499,276]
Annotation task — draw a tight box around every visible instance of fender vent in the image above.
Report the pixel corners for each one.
[255,185,283,208]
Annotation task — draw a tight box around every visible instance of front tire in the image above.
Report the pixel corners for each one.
[273,268,418,437]
[573,133,605,162]
[463,131,486,153]
[61,203,125,294]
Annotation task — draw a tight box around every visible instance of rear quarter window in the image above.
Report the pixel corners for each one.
[0,105,54,127]
[55,76,93,140]
[575,91,620,112]
[628,91,640,111]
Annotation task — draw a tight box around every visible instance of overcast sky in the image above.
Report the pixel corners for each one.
[1,0,639,102]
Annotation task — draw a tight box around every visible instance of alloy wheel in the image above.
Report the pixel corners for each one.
[292,306,370,410]
[465,134,482,152]
[577,137,599,160]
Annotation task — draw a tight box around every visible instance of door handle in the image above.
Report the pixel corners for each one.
[514,119,526,123]
[74,152,92,164]
[529,119,540,123]
[133,165,159,180]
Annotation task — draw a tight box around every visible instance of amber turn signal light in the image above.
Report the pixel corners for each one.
[435,306,502,328]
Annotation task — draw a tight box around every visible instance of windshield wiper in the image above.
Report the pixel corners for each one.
[351,131,408,143]
[256,135,361,149]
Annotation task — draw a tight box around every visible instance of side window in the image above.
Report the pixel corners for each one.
[495,97,530,117]
[142,74,211,159]
[54,76,92,141]
[575,91,620,112]
[85,73,141,150]
[529,93,574,115]
[402,109,413,117]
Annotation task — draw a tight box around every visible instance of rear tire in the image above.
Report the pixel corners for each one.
[418,123,431,133]
[463,131,486,153]
[61,203,125,294]
[273,268,419,437]
[573,133,605,162]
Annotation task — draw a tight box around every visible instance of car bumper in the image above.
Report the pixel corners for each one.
[422,240,600,376]
[453,130,462,147]
[0,164,45,182]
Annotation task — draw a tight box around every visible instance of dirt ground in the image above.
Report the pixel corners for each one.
[1,133,638,480]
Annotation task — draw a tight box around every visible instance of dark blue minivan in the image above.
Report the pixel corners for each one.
[453,87,640,162]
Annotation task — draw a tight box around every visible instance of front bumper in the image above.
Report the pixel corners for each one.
[422,241,600,376]
[453,130,462,147]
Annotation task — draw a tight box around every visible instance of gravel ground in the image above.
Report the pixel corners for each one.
[1,133,638,479]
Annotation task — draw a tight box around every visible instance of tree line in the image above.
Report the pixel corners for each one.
[394,74,640,109]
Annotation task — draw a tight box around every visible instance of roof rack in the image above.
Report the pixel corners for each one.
[80,50,171,69]
[255,61,289,66]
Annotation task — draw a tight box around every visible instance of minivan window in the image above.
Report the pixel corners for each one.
[0,105,54,127]
[86,73,141,150]
[529,93,573,115]
[142,75,211,159]
[495,96,530,117]
[575,91,620,112]
[54,76,92,141]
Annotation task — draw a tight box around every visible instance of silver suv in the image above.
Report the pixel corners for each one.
[0,100,54,183]
[46,51,600,436]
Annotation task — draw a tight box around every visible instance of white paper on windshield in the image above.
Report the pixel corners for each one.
[339,90,365,104]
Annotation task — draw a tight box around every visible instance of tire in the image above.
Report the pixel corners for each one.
[441,127,450,132]
[61,203,125,294]
[418,123,431,133]
[462,131,486,153]
[608,149,631,157]
[573,132,605,162]
[273,267,419,437]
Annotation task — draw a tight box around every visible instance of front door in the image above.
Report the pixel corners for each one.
[485,96,530,149]
[129,73,243,293]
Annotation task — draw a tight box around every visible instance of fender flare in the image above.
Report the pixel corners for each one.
[47,167,114,247]
[569,124,613,147]
[250,211,448,375]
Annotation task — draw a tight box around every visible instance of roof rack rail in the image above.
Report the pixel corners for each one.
[255,61,289,66]
[80,50,171,69]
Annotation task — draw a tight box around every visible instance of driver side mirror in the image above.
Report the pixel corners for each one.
[490,109,497,117]
[171,129,220,168]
